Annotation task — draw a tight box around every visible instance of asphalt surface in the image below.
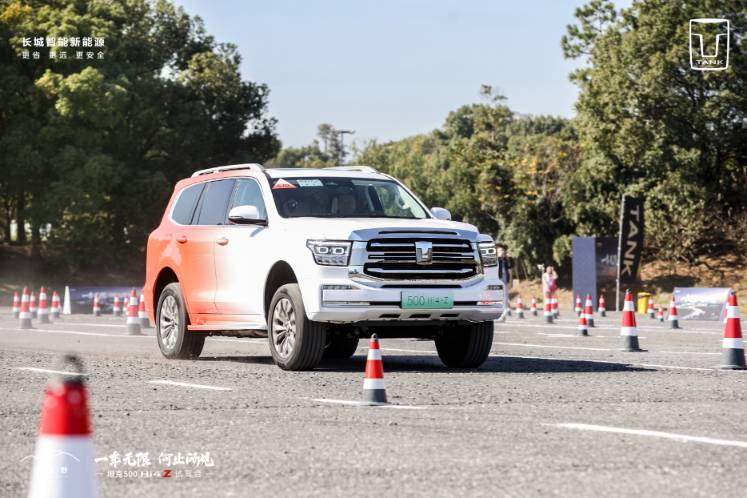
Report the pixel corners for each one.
[1,308,747,497]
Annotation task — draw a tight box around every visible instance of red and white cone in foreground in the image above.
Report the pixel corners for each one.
[30,292,38,319]
[27,355,98,498]
[578,315,589,337]
[51,291,61,319]
[620,289,644,352]
[112,296,121,317]
[598,294,607,317]
[656,306,664,322]
[38,287,50,324]
[19,287,32,329]
[126,290,142,335]
[139,292,150,328]
[12,290,20,319]
[720,291,746,370]
[543,292,553,324]
[551,292,559,318]
[668,296,680,329]
[647,296,655,319]
[530,297,538,316]
[583,293,595,328]
[516,296,525,319]
[574,295,582,316]
[92,294,101,317]
[362,334,387,404]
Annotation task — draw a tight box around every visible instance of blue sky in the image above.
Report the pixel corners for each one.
[174,1,623,148]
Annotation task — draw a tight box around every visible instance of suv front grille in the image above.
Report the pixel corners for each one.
[364,237,478,280]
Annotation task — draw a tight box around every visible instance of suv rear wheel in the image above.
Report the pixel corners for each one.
[157,282,206,359]
[268,284,326,370]
[435,321,494,368]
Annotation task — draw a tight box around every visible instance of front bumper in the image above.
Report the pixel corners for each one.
[299,265,506,324]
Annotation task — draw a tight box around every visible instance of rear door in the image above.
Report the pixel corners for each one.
[180,178,235,314]
[213,177,273,316]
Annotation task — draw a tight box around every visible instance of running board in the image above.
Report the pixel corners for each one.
[188,322,267,332]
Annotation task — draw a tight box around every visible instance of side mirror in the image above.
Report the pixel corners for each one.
[430,207,451,221]
[228,205,267,225]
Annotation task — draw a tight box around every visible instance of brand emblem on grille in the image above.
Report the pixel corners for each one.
[415,241,433,265]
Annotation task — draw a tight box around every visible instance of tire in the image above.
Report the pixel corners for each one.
[323,333,360,359]
[435,321,494,368]
[267,284,327,370]
[156,282,206,359]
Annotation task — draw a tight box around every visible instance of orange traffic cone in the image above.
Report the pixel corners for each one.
[112,296,121,317]
[516,296,525,319]
[578,315,589,336]
[574,295,582,316]
[27,354,97,498]
[551,292,559,318]
[19,287,32,329]
[583,293,595,328]
[543,292,553,324]
[362,334,387,404]
[38,287,51,324]
[92,294,101,317]
[12,290,20,318]
[720,291,746,370]
[620,289,645,352]
[51,291,61,319]
[126,290,142,335]
[30,291,38,319]
[598,294,607,317]
[668,296,680,329]
[139,292,150,328]
[530,297,538,316]
[647,296,655,319]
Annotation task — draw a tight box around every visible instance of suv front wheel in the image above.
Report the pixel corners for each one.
[156,282,206,359]
[268,284,327,370]
[435,321,494,368]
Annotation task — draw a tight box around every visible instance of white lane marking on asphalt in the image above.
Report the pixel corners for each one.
[634,363,713,371]
[55,322,126,328]
[502,321,721,335]
[547,423,747,449]
[660,351,720,356]
[148,380,232,391]
[311,398,427,409]
[16,367,88,376]
[493,342,610,352]
[490,353,715,372]
[536,333,578,338]
[379,347,433,354]
[0,326,150,339]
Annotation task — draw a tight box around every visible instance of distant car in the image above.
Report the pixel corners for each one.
[144,164,506,370]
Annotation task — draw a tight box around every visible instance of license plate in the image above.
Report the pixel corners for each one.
[401,291,454,309]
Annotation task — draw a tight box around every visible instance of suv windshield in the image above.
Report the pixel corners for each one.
[269,177,429,219]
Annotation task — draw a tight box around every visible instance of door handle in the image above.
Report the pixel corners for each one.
[176,235,187,244]
[216,237,229,246]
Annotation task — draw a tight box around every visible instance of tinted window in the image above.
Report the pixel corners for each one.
[195,180,235,225]
[231,179,267,219]
[172,183,204,225]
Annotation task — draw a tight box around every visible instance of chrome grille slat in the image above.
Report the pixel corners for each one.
[364,236,478,280]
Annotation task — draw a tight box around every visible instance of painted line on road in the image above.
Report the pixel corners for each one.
[491,353,715,372]
[546,422,747,449]
[502,321,721,335]
[493,341,610,352]
[660,351,720,356]
[54,321,126,328]
[16,367,88,376]
[311,398,427,410]
[0,326,150,339]
[148,380,232,391]
[379,347,433,354]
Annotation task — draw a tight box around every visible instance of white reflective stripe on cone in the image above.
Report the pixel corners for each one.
[19,312,32,319]
[668,314,678,320]
[623,301,635,311]
[726,306,740,319]
[722,338,745,349]
[367,348,382,361]
[126,316,139,324]
[28,436,98,498]
[363,378,385,390]
[620,326,638,336]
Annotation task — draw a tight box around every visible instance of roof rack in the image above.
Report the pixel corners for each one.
[191,163,265,177]
[324,165,379,174]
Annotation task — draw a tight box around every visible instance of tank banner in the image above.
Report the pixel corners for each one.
[67,286,141,314]
[672,287,730,321]
[617,195,644,284]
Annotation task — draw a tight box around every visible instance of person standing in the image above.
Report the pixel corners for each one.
[496,243,511,286]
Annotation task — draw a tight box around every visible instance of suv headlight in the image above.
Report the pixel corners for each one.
[306,240,352,266]
[479,242,497,267]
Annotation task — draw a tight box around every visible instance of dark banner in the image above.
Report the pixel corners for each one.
[617,195,644,284]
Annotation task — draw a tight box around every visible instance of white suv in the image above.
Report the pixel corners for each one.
[144,164,506,370]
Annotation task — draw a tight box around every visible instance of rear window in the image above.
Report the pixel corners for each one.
[195,179,235,225]
[171,183,204,225]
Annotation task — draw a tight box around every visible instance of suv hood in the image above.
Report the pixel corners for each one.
[280,217,484,241]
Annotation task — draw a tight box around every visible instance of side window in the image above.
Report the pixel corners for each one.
[171,183,204,225]
[231,179,267,219]
[195,179,235,225]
